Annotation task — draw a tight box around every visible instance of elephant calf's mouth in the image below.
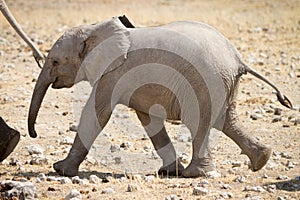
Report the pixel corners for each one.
[52,77,74,89]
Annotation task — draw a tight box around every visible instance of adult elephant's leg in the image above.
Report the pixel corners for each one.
[0,117,20,162]
[54,86,113,177]
[136,111,184,176]
[222,101,272,171]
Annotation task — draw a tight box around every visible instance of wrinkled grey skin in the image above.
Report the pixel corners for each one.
[0,0,44,67]
[28,16,292,177]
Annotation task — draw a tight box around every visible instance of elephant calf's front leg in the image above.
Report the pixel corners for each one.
[54,87,112,176]
[53,134,89,176]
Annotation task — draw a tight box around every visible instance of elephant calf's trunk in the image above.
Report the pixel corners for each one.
[28,75,52,138]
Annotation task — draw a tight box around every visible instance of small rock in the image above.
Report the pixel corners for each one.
[30,155,49,165]
[193,186,208,196]
[144,175,155,183]
[288,72,295,78]
[266,161,278,169]
[220,192,233,199]
[65,189,82,200]
[102,187,115,194]
[69,124,78,132]
[221,184,232,190]
[207,171,221,179]
[232,161,242,167]
[89,175,100,184]
[272,116,282,123]
[262,173,268,179]
[110,144,120,152]
[244,194,263,200]
[114,156,122,164]
[244,186,265,192]
[79,179,89,185]
[143,145,152,152]
[250,113,263,120]
[165,194,178,200]
[267,184,276,193]
[151,150,159,159]
[0,159,9,165]
[127,184,138,192]
[274,108,282,115]
[277,175,289,180]
[286,161,295,169]
[199,179,209,186]
[60,177,72,184]
[47,176,59,182]
[58,130,65,135]
[0,37,7,44]
[179,153,189,164]
[177,134,192,142]
[35,177,42,183]
[60,137,73,145]
[27,145,43,155]
[235,175,247,183]
[72,176,81,184]
[281,152,292,159]
[120,142,133,149]
[37,173,47,181]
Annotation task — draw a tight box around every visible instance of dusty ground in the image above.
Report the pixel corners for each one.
[0,0,299,199]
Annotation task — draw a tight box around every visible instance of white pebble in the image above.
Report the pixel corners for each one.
[71,176,81,184]
[165,194,178,200]
[193,186,208,195]
[27,145,43,155]
[102,187,115,194]
[65,189,82,200]
[89,175,100,184]
[127,184,138,192]
[206,171,221,179]
[60,177,72,184]
[60,137,74,145]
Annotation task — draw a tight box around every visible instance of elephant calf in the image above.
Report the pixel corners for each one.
[28,16,292,177]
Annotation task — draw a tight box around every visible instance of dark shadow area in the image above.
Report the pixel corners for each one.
[6,170,184,181]
[264,179,300,192]
[8,171,125,181]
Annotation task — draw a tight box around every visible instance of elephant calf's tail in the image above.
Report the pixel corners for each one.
[242,63,293,109]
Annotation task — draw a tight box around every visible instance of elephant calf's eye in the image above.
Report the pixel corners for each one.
[52,60,59,66]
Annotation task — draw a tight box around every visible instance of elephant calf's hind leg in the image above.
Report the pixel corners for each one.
[222,102,272,171]
[136,111,184,176]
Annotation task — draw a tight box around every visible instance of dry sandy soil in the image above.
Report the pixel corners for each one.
[0,0,299,199]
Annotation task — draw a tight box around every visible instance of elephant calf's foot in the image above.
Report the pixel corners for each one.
[53,159,79,177]
[158,160,185,176]
[245,145,272,172]
[182,157,214,178]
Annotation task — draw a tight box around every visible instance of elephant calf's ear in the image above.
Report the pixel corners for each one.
[79,36,97,60]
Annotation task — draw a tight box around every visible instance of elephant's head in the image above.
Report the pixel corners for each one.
[28,16,134,138]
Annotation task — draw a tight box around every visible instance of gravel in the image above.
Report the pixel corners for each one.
[0,181,38,200]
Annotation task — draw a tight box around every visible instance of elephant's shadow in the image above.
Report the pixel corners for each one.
[8,170,185,182]
[8,170,181,181]
[9,171,126,181]
[264,179,300,192]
